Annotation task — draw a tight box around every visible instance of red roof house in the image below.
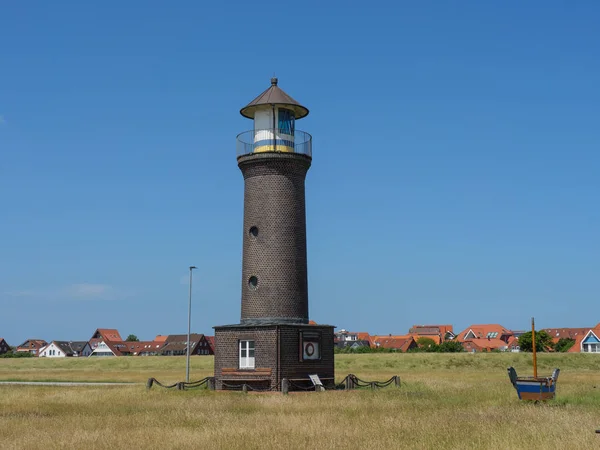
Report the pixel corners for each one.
[16,339,48,356]
[370,335,417,352]
[456,324,514,343]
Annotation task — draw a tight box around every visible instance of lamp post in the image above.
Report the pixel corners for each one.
[186,265,197,383]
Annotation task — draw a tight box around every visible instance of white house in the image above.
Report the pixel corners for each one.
[39,341,92,358]
[580,329,600,353]
[89,340,131,357]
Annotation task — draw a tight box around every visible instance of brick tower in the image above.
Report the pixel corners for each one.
[213,78,334,391]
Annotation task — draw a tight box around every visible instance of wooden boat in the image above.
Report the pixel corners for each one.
[507,318,560,401]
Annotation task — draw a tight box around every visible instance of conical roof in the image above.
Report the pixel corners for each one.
[240,78,309,120]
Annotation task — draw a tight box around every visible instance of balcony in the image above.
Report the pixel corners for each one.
[236,129,312,158]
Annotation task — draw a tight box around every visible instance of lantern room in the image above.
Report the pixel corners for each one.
[237,78,312,157]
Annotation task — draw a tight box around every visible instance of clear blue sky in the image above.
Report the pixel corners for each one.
[1,2,599,345]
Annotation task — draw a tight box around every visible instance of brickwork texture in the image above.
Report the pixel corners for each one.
[238,152,311,325]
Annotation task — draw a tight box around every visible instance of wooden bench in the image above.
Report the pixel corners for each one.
[221,368,272,379]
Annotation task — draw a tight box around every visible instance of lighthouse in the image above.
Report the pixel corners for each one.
[213,78,335,391]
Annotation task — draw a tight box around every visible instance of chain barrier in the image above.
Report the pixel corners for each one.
[148,375,400,392]
[183,377,212,389]
[146,378,178,389]
[324,377,349,391]
[330,374,400,390]
[147,377,214,390]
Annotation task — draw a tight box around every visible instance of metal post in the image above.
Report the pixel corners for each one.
[531,317,537,379]
[346,374,355,390]
[282,378,289,395]
[272,105,276,152]
[186,266,197,383]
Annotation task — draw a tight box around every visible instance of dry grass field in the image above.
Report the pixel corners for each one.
[1,353,600,449]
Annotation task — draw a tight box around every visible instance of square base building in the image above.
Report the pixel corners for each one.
[214,323,334,390]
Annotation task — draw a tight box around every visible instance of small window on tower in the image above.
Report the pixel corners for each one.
[248,276,258,290]
[249,226,258,238]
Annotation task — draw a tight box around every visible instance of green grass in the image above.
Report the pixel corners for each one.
[3,352,598,383]
[0,354,214,383]
[1,354,600,449]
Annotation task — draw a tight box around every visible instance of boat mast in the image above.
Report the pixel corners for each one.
[532,317,537,378]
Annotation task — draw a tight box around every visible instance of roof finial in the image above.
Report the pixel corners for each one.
[271,76,278,86]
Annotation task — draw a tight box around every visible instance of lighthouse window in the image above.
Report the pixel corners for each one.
[248,276,258,290]
[239,340,255,369]
[278,109,295,135]
[249,226,258,238]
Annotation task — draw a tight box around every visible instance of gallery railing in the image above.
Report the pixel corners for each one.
[236,129,312,158]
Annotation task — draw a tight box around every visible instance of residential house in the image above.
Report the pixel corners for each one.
[547,324,600,353]
[89,328,123,351]
[89,340,131,357]
[506,336,520,352]
[0,338,10,355]
[154,335,168,345]
[87,330,175,357]
[39,341,92,358]
[462,338,509,353]
[580,324,600,353]
[205,336,215,355]
[544,327,590,353]
[408,325,455,342]
[126,340,165,356]
[159,334,212,356]
[334,329,371,349]
[370,335,418,352]
[456,324,514,352]
[16,339,48,356]
[456,324,514,343]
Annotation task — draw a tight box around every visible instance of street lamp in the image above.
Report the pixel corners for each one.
[186,265,197,383]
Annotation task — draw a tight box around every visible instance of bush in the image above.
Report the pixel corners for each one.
[518,330,554,352]
[0,351,34,358]
[416,337,438,351]
[554,338,576,353]
[437,340,464,353]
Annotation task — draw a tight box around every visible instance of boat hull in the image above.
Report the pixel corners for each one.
[514,379,556,401]
[508,367,560,401]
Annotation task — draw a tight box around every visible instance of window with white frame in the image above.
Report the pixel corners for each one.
[239,340,255,369]
[586,343,599,353]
